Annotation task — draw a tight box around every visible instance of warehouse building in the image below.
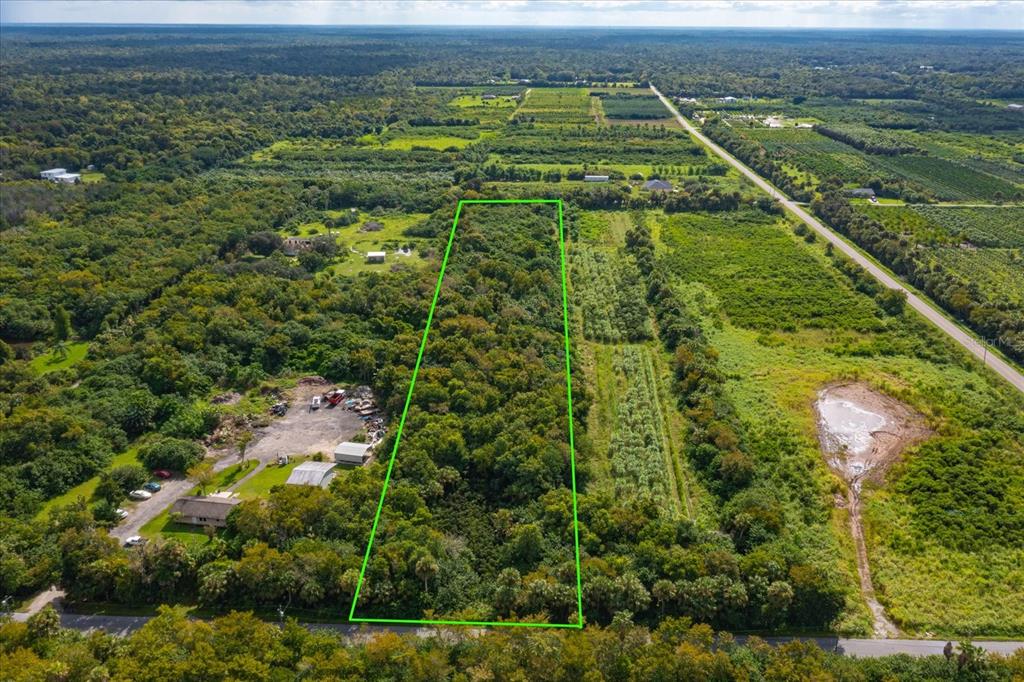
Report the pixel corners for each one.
[285,461,337,488]
[334,441,374,466]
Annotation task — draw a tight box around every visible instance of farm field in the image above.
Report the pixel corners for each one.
[931,247,1024,306]
[514,87,594,125]
[744,126,1023,201]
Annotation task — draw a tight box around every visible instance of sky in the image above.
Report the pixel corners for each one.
[2,0,1023,30]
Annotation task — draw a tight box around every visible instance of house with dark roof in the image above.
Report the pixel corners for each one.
[170,493,241,528]
[846,188,876,199]
[643,179,673,192]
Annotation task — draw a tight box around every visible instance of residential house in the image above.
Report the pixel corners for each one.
[643,179,673,192]
[170,493,241,528]
[282,237,312,256]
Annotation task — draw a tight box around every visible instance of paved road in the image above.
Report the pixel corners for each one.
[650,86,1024,395]
[7,612,1022,658]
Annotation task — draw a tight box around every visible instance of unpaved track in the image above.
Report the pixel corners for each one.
[651,85,1024,395]
[846,488,900,638]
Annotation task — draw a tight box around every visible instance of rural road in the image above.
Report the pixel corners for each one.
[6,611,1024,659]
[650,86,1024,395]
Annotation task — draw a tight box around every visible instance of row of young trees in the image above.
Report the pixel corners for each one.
[812,191,1024,364]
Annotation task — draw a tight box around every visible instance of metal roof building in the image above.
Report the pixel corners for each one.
[643,179,673,191]
[334,441,373,466]
[286,461,337,487]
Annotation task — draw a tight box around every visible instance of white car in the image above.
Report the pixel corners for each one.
[128,490,152,501]
[124,536,146,547]
[115,508,129,520]
[310,396,322,411]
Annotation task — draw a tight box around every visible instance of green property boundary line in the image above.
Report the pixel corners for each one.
[348,198,584,629]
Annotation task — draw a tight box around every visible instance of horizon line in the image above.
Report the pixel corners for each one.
[3,21,1023,32]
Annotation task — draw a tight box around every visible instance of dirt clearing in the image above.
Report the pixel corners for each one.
[815,382,931,639]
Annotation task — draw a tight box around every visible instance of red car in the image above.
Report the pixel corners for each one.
[152,469,172,480]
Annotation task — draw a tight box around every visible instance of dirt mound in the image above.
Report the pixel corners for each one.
[816,382,931,487]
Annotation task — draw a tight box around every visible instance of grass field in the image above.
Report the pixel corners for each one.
[30,342,88,374]
[328,211,432,276]
[448,94,517,109]
[383,135,479,150]
[234,457,308,497]
[36,448,140,518]
[139,506,213,547]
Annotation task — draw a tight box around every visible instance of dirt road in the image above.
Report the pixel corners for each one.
[650,85,1024,395]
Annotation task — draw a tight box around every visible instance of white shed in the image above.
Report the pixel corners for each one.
[285,461,337,487]
[334,441,373,466]
[40,168,67,180]
[366,251,386,264]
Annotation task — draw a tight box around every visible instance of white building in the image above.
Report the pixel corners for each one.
[40,168,67,180]
[285,461,337,488]
[334,441,373,466]
[52,173,81,184]
[366,251,386,263]
[583,175,609,182]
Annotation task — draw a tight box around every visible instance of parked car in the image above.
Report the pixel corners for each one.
[143,482,162,493]
[310,395,322,411]
[152,469,172,479]
[124,536,146,547]
[129,490,152,501]
[115,508,129,520]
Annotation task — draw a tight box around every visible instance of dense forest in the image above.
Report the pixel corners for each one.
[2,24,1023,664]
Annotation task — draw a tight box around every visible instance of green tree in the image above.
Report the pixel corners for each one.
[52,306,72,342]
